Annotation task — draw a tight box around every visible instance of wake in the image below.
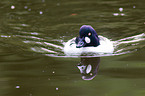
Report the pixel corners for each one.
[20,32,145,58]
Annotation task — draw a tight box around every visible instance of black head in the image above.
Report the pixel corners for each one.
[77,57,100,80]
[75,25,100,48]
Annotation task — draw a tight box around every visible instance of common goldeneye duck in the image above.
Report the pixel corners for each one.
[77,57,100,80]
[64,25,114,56]
[75,25,100,48]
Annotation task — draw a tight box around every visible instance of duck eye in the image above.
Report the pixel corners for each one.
[88,32,91,36]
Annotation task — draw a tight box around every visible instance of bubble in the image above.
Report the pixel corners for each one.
[133,6,136,8]
[11,5,15,9]
[40,11,43,14]
[56,87,58,90]
[16,86,20,88]
[24,6,28,9]
[119,8,123,12]
[28,9,31,11]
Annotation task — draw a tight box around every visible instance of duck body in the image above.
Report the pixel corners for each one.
[64,36,114,56]
[64,25,114,56]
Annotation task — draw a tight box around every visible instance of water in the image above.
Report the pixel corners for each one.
[0,0,145,96]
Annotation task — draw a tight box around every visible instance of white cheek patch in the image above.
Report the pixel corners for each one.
[85,37,91,43]
[86,64,92,74]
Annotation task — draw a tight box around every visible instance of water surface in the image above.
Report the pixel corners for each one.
[0,0,145,96]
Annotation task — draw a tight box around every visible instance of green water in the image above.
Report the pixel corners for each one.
[0,0,145,96]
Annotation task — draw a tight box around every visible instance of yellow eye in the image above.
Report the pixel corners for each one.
[88,33,91,36]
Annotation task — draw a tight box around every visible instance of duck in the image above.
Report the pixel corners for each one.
[64,25,114,56]
[77,57,100,80]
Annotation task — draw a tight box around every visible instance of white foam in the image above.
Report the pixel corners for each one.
[64,36,114,56]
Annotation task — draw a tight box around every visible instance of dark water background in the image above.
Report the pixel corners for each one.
[0,0,145,96]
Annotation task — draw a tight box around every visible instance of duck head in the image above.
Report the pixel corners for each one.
[77,57,100,80]
[75,25,100,48]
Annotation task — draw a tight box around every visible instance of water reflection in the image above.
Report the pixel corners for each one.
[77,57,100,80]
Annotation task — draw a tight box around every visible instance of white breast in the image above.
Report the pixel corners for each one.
[63,36,114,56]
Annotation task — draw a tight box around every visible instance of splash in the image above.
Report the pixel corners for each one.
[65,33,145,57]
[14,31,145,58]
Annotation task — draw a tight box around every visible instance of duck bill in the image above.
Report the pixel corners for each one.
[76,38,86,48]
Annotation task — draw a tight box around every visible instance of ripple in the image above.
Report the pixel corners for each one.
[114,33,145,54]
[31,47,57,53]
[0,35,11,38]
[20,32,145,58]
[3,21,145,58]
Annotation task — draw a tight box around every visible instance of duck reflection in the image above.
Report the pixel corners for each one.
[77,57,100,80]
